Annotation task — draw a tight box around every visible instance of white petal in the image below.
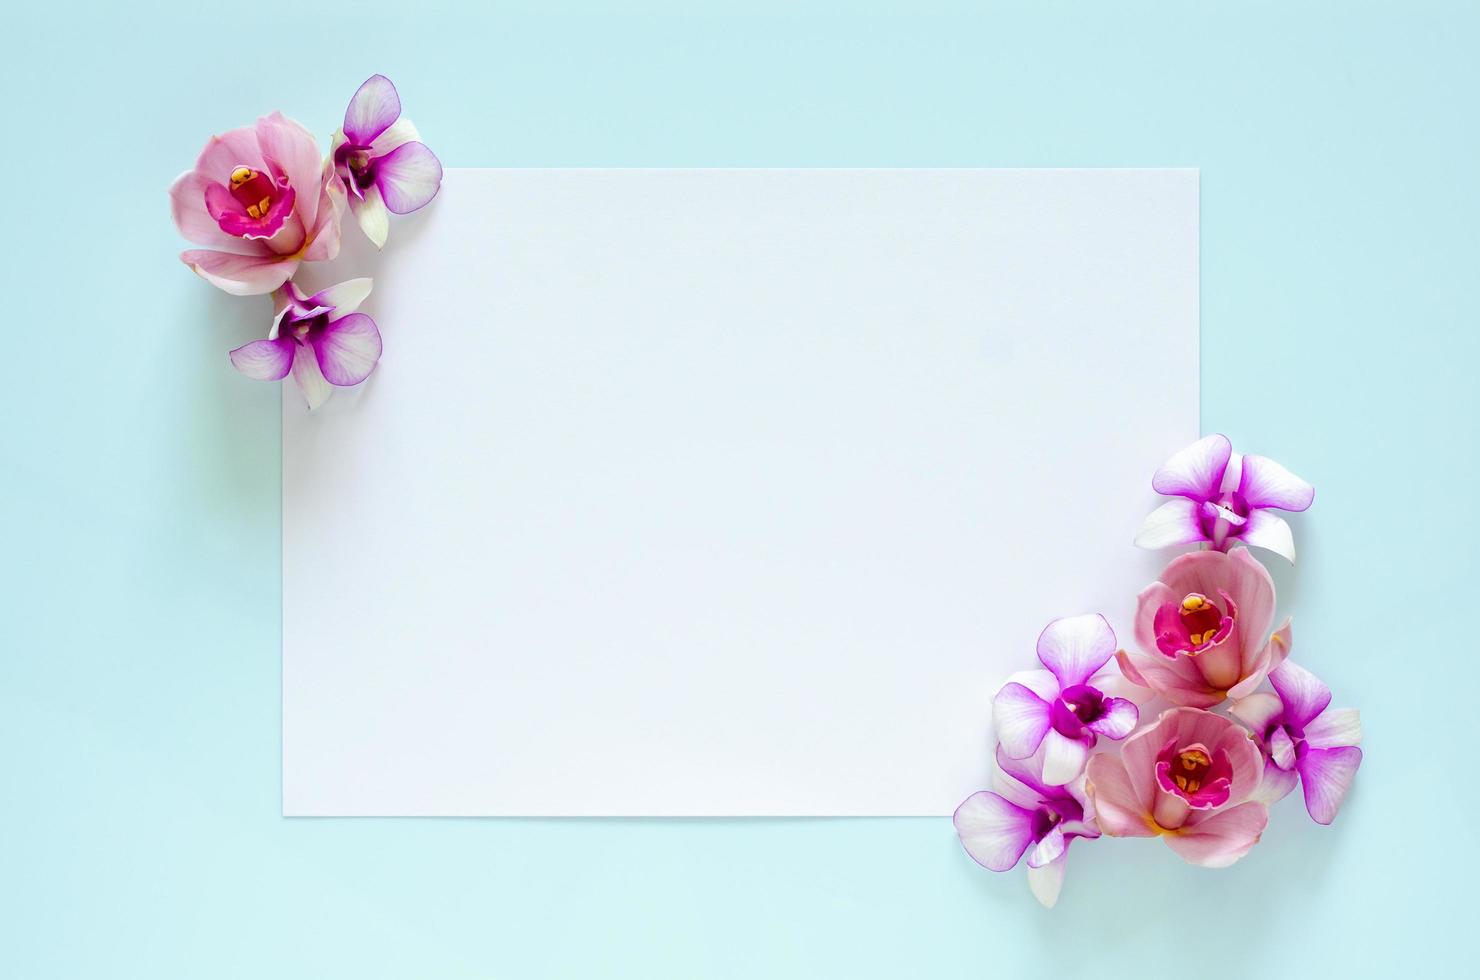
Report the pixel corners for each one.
[1134,498,1206,549]
[1240,510,1296,563]
[1026,852,1068,909]
[1040,730,1089,786]
[352,185,390,249]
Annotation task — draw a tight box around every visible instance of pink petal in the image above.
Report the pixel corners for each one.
[1085,754,1156,838]
[1152,434,1232,501]
[344,74,402,146]
[1133,580,1178,661]
[228,337,295,381]
[1040,730,1089,786]
[1298,746,1361,825]
[256,112,325,233]
[1026,852,1067,909]
[1116,649,1223,708]
[1036,613,1117,688]
[312,313,383,387]
[953,791,1036,871]
[992,682,1052,759]
[302,176,346,263]
[1226,548,1277,661]
[170,171,258,253]
[1240,510,1296,562]
[180,249,297,296]
[1237,454,1315,513]
[1086,696,1138,740]
[1270,659,1332,731]
[194,124,266,182]
[375,140,443,214]
[1164,801,1268,868]
[291,342,333,410]
[1305,707,1362,750]
[1135,497,1208,549]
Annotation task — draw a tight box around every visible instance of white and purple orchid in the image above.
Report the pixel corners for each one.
[229,278,382,410]
[331,74,443,248]
[954,744,1100,908]
[1135,434,1314,562]
[1230,660,1363,825]
[992,614,1140,786]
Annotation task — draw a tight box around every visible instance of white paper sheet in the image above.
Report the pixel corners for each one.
[283,169,1198,816]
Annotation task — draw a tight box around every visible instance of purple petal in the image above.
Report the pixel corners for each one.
[992,682,1052,759]
[375,141,443,214]
[1036,613,1116,688]
[953,791,1036,872]
[312,313,383,387]
[1040,729,1090,786]
[1228,692,1283,735]
[1152,434,1232,501]
[1304,708,1362,750]
[1239,509,1296,562]
[1134,497,1207,549]
[994,744,1055,802]
[1237,454,1315,513]
[1086,696,1138,740]
[343,74,401,146]
[228,337,295,381]
[1269,659,1332,731]
[1298,746,1362,825]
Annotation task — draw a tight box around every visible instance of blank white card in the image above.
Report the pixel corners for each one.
[283,169,1198,816]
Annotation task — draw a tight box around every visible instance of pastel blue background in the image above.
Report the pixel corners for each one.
[4,1,1475,975]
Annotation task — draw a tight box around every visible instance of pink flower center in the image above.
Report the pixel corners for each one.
[1178,593,1222,646]
[229,167,279,220]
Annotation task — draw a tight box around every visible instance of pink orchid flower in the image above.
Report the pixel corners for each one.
[331,74,443,248]
[170,112,345,295]
[1116,549,1290,708]
[993,614,1140,786]
[1230,660,1363,825]
[1086,706,1268,868]
[229,278,382,410]
[954,744,1100,908]
[1135,434,1314,562]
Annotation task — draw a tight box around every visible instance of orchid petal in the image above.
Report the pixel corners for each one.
[1229,692,1283,735]
[194,125,266,182]
[953,791,1035,872]
[368,116,421,156]
[1305,708,1362,750]
[1238,454,1315,513]
[1134,498,1208,549]
[1040,730,1089,786]
[350,184,391,249]
[375,140,443,214]
[1268,725,1296,770]
[992,683,1052,760]
[1152,434,1232,501]
[1035,613,1117,688]
[228,337,294,382]
[998,668,1059,702]
[291,342,333,410]
[312,313,383,387]
[180,249,296,297]
[1163,801,1268,868]
[1298,746,1361,825]
[1240,510,1296,562]
[1024,824,1066,869]
[1084,754,1156,838]
[306,278,374,317]
[302,175,346,262]
[1250,757,1300,806]
[343,73,402,146]
[1026,852,1067,909]
[256,112,324,233]
[1269,659,1332,731]
[170,171,258,253]
[993,744,1053,804]
[1085,696,1138,740]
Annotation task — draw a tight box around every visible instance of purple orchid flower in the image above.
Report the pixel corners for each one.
[1134,434,1314,562]
[331,75,443,248]
[954,744,1100,908]
[992,614,1140,786]
[1230,659,1362,824]
[228,278,383,410]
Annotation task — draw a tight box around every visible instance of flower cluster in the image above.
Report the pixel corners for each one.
[169,75,441,409]
[955,435,1361,908]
